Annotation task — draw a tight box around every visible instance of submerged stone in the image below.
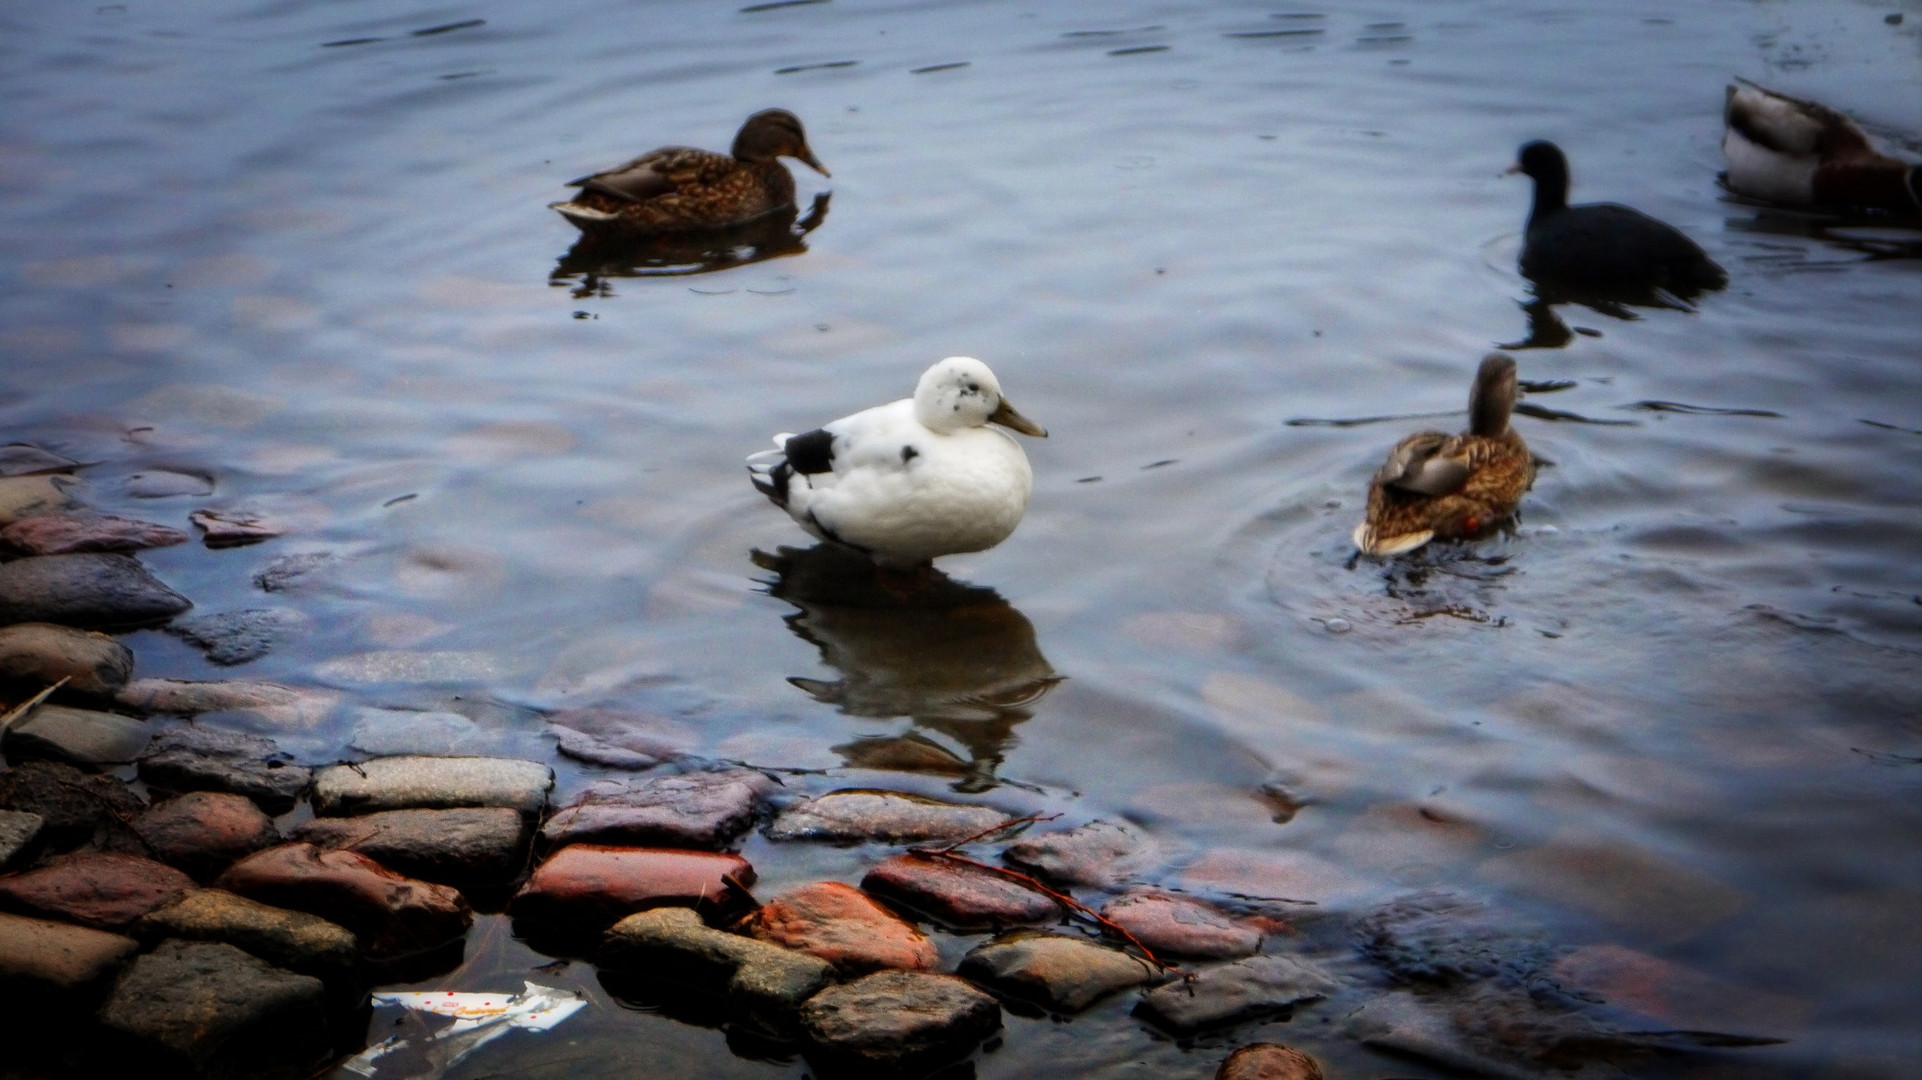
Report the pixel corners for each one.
[0,809,44,868]
[3,702,151,765]
[601,906,835,1018]
[127,791,280,881]
[117,678,341,728]
[766,789,1010,844]
[97,939,330,1080]
[0,552,192,628]
[0,760,146,848]
[1101,889,1264,960]
[0,851,195,931]
[1002,819,1161,887]
[215,843,472,959]
[741,880,938,974]
[0,511,188,556]
[125,469,215,498]
[861,851,1062,930]
[545,706,696,769]
[0,474,76,525]
[0,444,79,477]
[167,609,303,666]
[958,930,1162,1012]
[294,806,529,889]
[189,508,285,548]
[542,769,777,851]
[138,725,312,815]
[1217,1042,1326,1080]
[135,890,359,983]
[0,622,136,698]
[0,910,140,1002]
[799,970,1001,1075]
[511,845,756,928]
[310,755,553,817]
[1134,954,1338,1034]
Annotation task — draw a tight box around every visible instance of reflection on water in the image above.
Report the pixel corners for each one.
[753,543,1059,793]
[549,193,830,297]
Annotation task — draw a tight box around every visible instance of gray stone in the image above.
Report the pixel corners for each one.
[0,760,146,848]
[215,843,472,960]
[294,806,529,888]
[252,552,333,593]
[799,970,1002,1074]
[125,469,214,498]
[166,609,302,666]
[0,910,139,1001]
[135,890,359,983]
[543,769,777,850]
[601,906,835,1019]
[1134,954,1338,1034]
[0,552,191,628]
[766,789,1009,844]
[4,702,152,765]
[118,678,341,728]
[546,707,696,769]
[0,474,76,525]
[311,755,553,817]
[98,939,330,1080]
[0,809,43,868]
[1003,819,1162,887]
[346,707,479,756]
[0,511,189,556]
[138,724,312,815]
[958,930,1162,1012]
[0,622,135,699]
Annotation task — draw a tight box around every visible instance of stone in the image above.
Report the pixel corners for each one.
[0,851,194,930]
[601,906,835,1019]
[1479,832,1749,945]
[512,845,756,929]
[3,702,152,765]
[0,809,43,868]
[1101,890,1264,960]
[1134,955,1338,1034]
[799,970,1001,1074]
[861,852,1062,930]
[0,760,146,848]
[1352,892,1558,991]
[97,939,330,1080]
[958,931,1161,1012]
[0,910,139,1001]
[311,755,553,817]
[1217,1043,1325,1080]
[765,789,1010,844]
[347,708,479,756]
[542,769,777,851]
[0,511,188,556]
[135,890,359,983]
[0,444,78,477]
[252,551,333,593]
[166,609,302,666]
[294,807,529,888]
[1551,943,1812,1036]
[117,678,341,728]
[0,552,192,628]
[189,509,284,548]
[0,474,76,525]
[546,707,696,769]
[1003,820,1161,887]
[0,622,135,698]
[741,881,938,974]
[124,469,214,498]
[128,792,280,881]
[138,725,312,815]
[215,843,471,959]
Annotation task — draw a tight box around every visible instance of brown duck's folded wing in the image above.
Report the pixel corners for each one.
[1376,433,1470,496]
[568,147,729,202]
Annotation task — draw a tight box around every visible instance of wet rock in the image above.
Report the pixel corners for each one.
[117,678,341,728]
[0,622,135,698]
[252,551,333,593]
[294,806,530,889]
[0,851,194,931]
[546,706,696,769]
[0,510,189,556]
[1216,1043,1325,1080]
[513,845,756,929]
[125,469,215,498]
[138,725,312,814]
[310,755,553,817]
[126,792,280,881]
[1134,955,1338,1034]
[97,939,330,1080]
[799,970,1001,1075]
[741,880,938,974]
[1101,889,1264,960]
[135,889,359,983]
[166,609,302,666]
[1552,942,1812,1036]
[346,707,479,756]
[0,552,192,628]
[0,474,76,525]
[1352,891,1560,993]
[0,444,78,477]
[1003,819,1161,887]
[0,910,139,1004]
[766,789,1010,844]
[3,702,151,765]
[542,769,777,851]
[0,809,44,868]
[215,843,472,959]
[1342,991,1540,1080]
[601,906,835,1020]
[189,509,284,549]
[860,852,1062,930]
[958,930,1161,1012]
[0,760,146,848]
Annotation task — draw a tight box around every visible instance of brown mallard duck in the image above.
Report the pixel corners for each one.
[1354,352,1535,556]
[551,109,828,234]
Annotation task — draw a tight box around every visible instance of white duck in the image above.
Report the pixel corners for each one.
[748,357,1047,568]
[1722,79,1920,212]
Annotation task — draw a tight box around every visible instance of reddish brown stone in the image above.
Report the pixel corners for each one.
[510,845,755,928]
[0,511,188,556]
[741,881,937,974]
[860,852,1061,931]
[1217,1043,1325,1080]
[215,843,470,959]
[0,909,140,998]
[0,851,193,930]
[1003,820,1161,887]
[129,792,280,881]
[1101,889,1263,960]
[0,622,135,698]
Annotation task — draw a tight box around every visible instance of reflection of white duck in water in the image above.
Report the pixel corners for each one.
[748,357,1047,569]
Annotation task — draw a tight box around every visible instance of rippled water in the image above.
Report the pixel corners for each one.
[4,0,1919,1076]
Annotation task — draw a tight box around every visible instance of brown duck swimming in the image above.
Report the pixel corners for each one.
[1722,80,1920,213]
[551,109,828,234]
[1354,352,1535,556]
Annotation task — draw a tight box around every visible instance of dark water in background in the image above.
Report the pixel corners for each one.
[3,0,1920,1075]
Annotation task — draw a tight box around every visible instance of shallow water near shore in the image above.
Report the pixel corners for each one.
[3,0,1920,1075]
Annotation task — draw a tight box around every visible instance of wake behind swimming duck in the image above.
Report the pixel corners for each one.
[1722,80,1921,213]
[748,357,1047,569]
[552,109,828,234]
[1354,353,1535,557]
